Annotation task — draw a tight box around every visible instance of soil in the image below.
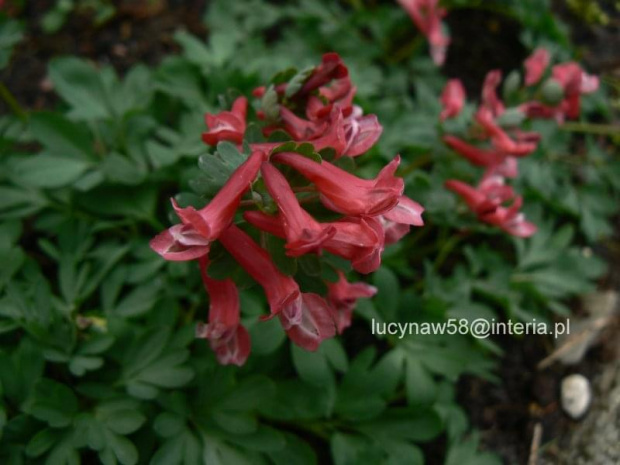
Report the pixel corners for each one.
[444,8,527,95]
[2,2,620,465]
[1,0,207,112]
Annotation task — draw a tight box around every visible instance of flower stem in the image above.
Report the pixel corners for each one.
[0,82,26,121]
[561,122,620,136]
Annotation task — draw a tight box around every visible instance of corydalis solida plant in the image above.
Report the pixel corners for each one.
[439,48,599,238]
[150,54,423,365]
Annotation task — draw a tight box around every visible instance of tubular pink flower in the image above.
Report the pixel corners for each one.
[481,70,505,116]
[196,257,250,366]
[319,78,356,110]
[383,196,424,226]
[342,109,383,157]
[279,106,327,140]
[299,53,349,96]
[149,223,210,261]
[446,175,513,215]
[218,224,302,326]
[261,162,336,256]
[398,0,450,66]
[519,101,562,122]
[218,228,336,345]
[444,135,503,166]
[446,176,536,237]
[379,196,425,244]
[243,211,386,274]
[524,48,550,86]
[440,79,466,121]
[475,108,538,157]
[202,97,248,146]
[171,150,264,240]
[327,271,377,333]
[326,217,386,274]
[283,293,337,351]
[552,62,599,119]
[481,196,537,238]
[272,152,404,216]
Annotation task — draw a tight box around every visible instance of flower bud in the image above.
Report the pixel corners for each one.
[502,70,521,100]
[541,78,565,105]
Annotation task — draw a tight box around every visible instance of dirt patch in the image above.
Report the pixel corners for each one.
[1,0,208,112]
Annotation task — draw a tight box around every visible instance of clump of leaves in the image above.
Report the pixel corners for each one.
[0,0,617,464]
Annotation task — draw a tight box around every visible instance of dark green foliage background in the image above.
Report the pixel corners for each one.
[0,1,618,464]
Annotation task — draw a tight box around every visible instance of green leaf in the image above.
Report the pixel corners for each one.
[269,432,317,465]
[357,407,443,443]
[48,57,111,120]
[0,186,47,219]
[103,410,146,435]
[26,428,61,458]
[30,112,94,160]
[69,356,104,377]
[106,432,139,465]
[10,154,91,188]
[114,282,161,317]
[331,433,383,465]
[292,345,335,387]
[265,235,297,276]
[285,66,314,98]
[372,267,400,320]
[191,141,249,196]
[122,328,195,399]
[0,16,24,69]
[154,412,185,438]
[101,153,146,185]
[260,86,280,122]
[25,378,78,428]
[404,357,436,406]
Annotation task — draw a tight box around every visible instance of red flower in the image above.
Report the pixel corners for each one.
[446,175,536,237]
[299,53,349,96]
[278,106,326,140]
[202,97,248,146]
[341,108,383,157]
[196,257,250,366]
[481,70,505,117]
[219,225,336,350]
[261,162,336,256]
[149,223,210,261]
[444,135,503,165]
[283,293,337,351]
[483,196,537,238]
[443,135,519,178]
[243,211,386,274]
[398,0,451,66]
[519,101,557,120]
[325,217,386,274]
[524,48,550,86]
[304,109,347,155]
[171,150,264,240]
[272,152,404,216]
[218,224,302,325]
[552,62,599,119]
[475,107,537,157]
[446,175,514,215]
[440,79,466,121]
[379,196,425,244]
[327,271,377,333]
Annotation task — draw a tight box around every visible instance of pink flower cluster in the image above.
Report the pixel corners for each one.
[397,0,450,66]
[150,54,424,366]
[439,48,599,237]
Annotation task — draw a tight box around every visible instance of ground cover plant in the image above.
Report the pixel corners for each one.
[0,0,619,464]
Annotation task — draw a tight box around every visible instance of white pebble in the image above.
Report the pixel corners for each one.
[561,374,592,419]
